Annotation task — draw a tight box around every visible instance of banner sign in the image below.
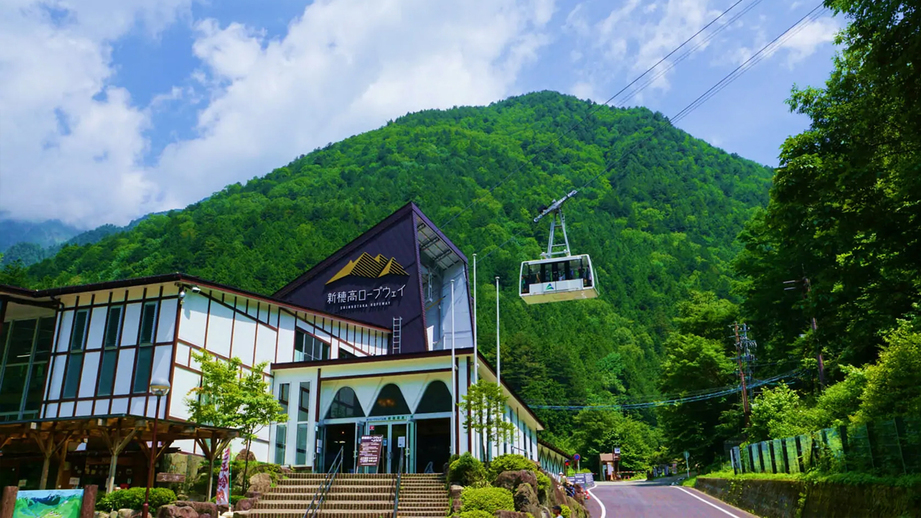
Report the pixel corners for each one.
[572,473,595,488]
[358,435,384,467]
[14,490,83,518]
[215,448,231,506]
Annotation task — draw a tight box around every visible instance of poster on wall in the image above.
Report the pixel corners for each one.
[13,489,83,518]
[358,435,383,467]
[215,448,231,507]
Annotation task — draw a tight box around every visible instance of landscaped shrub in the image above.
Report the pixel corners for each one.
[458,511,494,518]
[560,504,572,517]
[448,452,487,487]
[536,471,551,500]
[488,453,537,481]
[460,486,515,514]
[95,488,177,511]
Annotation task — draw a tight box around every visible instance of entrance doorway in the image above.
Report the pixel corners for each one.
[367,421,409,473]
[324,423,356,473]
[415,418,450,473]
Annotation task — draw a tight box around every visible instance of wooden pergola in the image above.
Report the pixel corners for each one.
[0,415,238,492]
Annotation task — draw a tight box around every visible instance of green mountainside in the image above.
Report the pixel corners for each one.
[18,91,772,447]
[0,218,81,253]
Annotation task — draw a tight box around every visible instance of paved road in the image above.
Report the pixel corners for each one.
[585,481,759,518]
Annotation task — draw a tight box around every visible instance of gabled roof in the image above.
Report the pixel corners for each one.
[273,202,467,298]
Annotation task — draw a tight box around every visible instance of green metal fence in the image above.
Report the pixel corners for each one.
[730,416,921,476]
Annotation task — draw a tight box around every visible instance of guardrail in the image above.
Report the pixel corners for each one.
[304,446,343,518]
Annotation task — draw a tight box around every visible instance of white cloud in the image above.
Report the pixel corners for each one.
[1,0,554,227]
[564,0,722,101]
[0,0,191,227]
[731,14,840,68]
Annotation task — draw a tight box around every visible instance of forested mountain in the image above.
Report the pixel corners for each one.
[13,91,773,450]
[0,218,81,253]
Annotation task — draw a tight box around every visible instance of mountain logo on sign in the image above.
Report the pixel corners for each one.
[546,284,554,290]
[326,252,409,285]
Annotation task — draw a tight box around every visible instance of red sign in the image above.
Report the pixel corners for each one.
[358,435,384,467]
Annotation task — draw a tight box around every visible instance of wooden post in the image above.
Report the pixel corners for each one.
[55,438,71,489]
[101,422,140,493]
[0,487,18,518]
[79,485,97,518]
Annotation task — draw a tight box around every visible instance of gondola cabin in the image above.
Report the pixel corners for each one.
[519,254,598,304]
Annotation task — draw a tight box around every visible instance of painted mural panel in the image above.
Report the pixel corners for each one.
[13,490,83,518]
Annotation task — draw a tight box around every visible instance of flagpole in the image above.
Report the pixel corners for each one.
[451,279,457,456]
[473,253,478,381]
[495,276,500,386]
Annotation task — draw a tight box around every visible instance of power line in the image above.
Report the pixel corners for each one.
[526,370,802,411]
[477,2,829,264]
[432,0,758,234]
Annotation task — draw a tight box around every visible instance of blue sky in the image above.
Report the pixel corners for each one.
[0,0,840,228]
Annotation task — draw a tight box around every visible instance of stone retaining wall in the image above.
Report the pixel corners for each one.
[695,477,921,518]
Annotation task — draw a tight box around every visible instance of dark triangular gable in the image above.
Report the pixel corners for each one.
[274,203,427,353]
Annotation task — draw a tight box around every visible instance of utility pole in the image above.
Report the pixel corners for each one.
[784,276,825,386]
[731,323,755,427]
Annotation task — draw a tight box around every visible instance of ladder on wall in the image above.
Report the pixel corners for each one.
[392,317,402,355]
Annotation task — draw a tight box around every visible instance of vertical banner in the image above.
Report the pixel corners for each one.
[215,448,231,507]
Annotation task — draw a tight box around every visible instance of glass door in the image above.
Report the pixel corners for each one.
[367,421,410,473]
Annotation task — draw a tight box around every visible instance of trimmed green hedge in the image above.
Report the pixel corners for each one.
[449,452,487,487]
[95,488,177,511]
[460,486,515,514]
[487,453,537,481]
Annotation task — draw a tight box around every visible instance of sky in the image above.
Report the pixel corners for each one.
[0,0,842,229]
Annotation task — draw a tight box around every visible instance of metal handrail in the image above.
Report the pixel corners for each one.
[304,446,344,518]
[391,450,404,518]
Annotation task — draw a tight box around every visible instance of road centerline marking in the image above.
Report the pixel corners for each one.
[675,486,742,517]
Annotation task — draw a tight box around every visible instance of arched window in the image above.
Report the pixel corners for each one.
[325,387,364,419]
[415,381,451,414]
[369,383,411,416]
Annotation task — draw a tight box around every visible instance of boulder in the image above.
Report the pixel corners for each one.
[117,509,136,518]
[235,450,256,462]
[493,470,538,493]
[95,511,110,518]
[514,483,541,516]
[495,512,530,518]
[234,499,254,512]
[243,490,261,500]
[248,473,273,495]
[565,496,589,518]
[449,484,464,499]
[156,505,199,518]
[215,504,229,515]
[174,501,217,518]
[200,514,211,518]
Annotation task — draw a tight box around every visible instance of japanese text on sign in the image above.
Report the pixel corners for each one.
[326,285,406,310]
[358,435,384,467]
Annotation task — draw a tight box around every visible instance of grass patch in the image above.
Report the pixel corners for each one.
[681,476,697,487]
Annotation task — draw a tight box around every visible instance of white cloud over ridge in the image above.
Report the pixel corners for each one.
[0,0,554,228]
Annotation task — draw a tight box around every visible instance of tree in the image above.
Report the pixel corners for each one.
[185,351,282,498]
[748,384,816,442]
[236,363,285,492]
[460,380,515,461]
[856,321,921,422]
[570,409,662,473]
[657,333,739,466]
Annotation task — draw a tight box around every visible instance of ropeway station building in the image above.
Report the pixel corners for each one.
[0,203,571,490]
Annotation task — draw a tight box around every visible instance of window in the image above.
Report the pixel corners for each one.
[70,310,89,351]
[97,350,118,396]
[104,306,123,348]
[62,352,83,398]
[297,382,310,422]
[278,383,290,415]
[295,424,309,465]
[0,318,54,418]
[415,381,451,414]
[275,424,287,464]
[139,302,158,344]
[133,346,153,394]
[325,387,364,419]
[294,329,329,362]
[370,384,410,417]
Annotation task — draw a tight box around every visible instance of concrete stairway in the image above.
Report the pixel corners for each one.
[250,472,394,518]
[395,474,449,518]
